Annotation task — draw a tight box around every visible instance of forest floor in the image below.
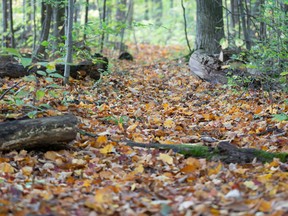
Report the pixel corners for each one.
[0,44,288,215]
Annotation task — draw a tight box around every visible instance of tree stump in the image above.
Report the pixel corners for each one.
[189,49,227,84]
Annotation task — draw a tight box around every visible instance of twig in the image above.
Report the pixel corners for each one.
[181,0,192,53]
[0,80,22,100]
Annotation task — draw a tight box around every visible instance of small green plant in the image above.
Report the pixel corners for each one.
[272,113,288,122]
[100,115,129,125]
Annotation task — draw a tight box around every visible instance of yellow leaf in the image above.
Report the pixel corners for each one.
[44,151,62,161]
[118,123,124,131]
[181,165,198,173]
[258,199,271,212]
[162,103,169,110]
[0,162,14,173]
[94,190,108,203]
[83,179,92,187]
[159,140,177,144]
[72,159,87,167]
[22,166,33,176]
[181,158,201,173]
[158,153,174,165]
[134,164,144,174]
[257,173,272,183]
[94,187,114,204]
[208,163,222,176]
[202,113,216,120]
[100,144,115,154]
[96,136,108,145]
[127,122,139,132]
[163,118,175,128]
[243,181,258,190]
[254,106,263,114]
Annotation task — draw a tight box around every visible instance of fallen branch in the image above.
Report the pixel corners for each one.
[126,140,288,164]
[78,130,288,163]
[0,80,21,100]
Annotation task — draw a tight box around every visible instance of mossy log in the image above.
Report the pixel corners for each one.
[0,114,78,151]
[126,141,288,164]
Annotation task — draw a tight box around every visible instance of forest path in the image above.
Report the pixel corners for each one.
[0,45,287,215]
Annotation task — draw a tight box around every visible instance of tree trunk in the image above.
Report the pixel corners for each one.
[144,0,149,20]
[153,0,162,25]
[231,0,240,31]
[2,0,8,47]
[170,0,173,8]
[31,0,37,52]
[83,0,89,41]
[8,0,14,48]
[34,2,52,58]
[100,0,107,53]
[116,0,127,52]
[0,114,78,151]
[52,2,65,54]
[64,0,74,85]
[195,0,224,54]
[238,0,251,50]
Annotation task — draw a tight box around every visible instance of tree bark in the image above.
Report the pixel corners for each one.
[34,2,52,58]
[116,0,127,52]
[0,114,78,151]
[2,0,8,47]
[144,0,149,20]
[153,0,162,25]
[83,0,89,41]
[52,2,65,54]
[195,0,225,54]
[100,0,107,53]
[64,0,74,85]
[8,0,15,48]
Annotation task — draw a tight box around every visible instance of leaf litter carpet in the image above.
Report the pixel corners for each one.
[0,44,288,215]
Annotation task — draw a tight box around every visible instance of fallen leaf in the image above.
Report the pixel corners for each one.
[0,162,14,173]
[100,144,115,154]
[163,118,175,128]
[96,136,108,145]
[158,153,174,165]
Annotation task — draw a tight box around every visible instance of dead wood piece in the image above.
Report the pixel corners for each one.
[0,62,29,78]
[217,142,258,163]
[125,140,287,164]
[0,62,104,80]
[119,52,133,61]
[189,49,227,84]
[0,114,78,151]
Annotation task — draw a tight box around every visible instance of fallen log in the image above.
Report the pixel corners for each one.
[0,114,78,151]
[0,54,109,80]
[126,140,288,164]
